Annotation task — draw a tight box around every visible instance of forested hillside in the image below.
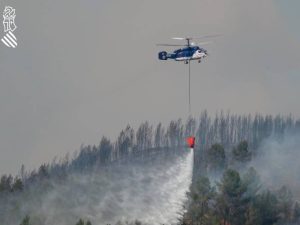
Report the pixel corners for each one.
[1,111,300,225]
[184,112,300,225]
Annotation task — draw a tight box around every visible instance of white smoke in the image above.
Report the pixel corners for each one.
[250,133,300,199]
[0,150,194,225]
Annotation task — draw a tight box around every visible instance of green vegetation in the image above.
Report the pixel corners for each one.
[207,144,226,172]
[232,140,251,163]
[0,112,299,225]
[75,219,92,225]
[184,140,300,225]
[20,215,30,225]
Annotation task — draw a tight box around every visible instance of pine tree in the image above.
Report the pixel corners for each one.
[99,136,112,164]
[248,190,279,225]
[207,144,226,172]
[188,176,216,225]
[12,177,24,192]
[232,140,251,163]
[216,169,247,225]
[20,215,30,225]
[75,218,84,225]
[292,202,300,223]
[242,167,261,197]
[277,185,293,222]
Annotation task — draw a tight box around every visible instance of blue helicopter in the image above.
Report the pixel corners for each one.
[157,36,219,64]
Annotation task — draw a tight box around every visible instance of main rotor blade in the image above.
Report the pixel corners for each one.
[156,44,186,46]
[172,37,187,40]
[191,41,212,46]
[172,34,222,41]
[191,34,222,39]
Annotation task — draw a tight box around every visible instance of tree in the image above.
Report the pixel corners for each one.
[185,116,196,137]
[154,123,163,148]
[19,164,27,181]
[207,144,226,172]
[0,174,13,192]
[243,168,262,225]
[12,177,24,192]
[292,202,300,223]
[134,220,142,225]
[216,169,247,225]
[188,176,216,225]
[20,215,30,225]
[38,164,49,179]
[232,140,251,163]
[136,122,152,151]
[74,219,92,225]
[242,167,261,198]
[277,185,293,222]
[245,204,261,225]
[99,136,112,164]
[75,219,84,225]
[166,119,183,148]
[117,125,134,158]
[196,110,210,151]
[251,190,279,225]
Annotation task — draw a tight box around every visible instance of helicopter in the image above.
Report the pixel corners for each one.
[157,35,219,64]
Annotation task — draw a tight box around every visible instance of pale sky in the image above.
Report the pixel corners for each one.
[0,0,300,174]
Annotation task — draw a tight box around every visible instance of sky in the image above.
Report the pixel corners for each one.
[0,0,300,174]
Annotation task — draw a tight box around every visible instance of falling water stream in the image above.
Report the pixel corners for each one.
[0,149,194,225]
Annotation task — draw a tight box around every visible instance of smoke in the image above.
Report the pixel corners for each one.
[250,133,300,199]
[0,150,193,225]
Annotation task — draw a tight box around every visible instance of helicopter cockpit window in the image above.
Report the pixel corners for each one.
[177,52,184,57]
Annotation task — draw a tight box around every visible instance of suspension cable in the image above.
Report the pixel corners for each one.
[188,60,191,115]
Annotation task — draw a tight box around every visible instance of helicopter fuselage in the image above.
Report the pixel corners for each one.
[158,46,208,63]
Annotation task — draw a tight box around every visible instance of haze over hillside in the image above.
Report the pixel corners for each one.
[1,0,300,174]
[1,0,300,224]
[0,150,193,225]
[1,113,300,225]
